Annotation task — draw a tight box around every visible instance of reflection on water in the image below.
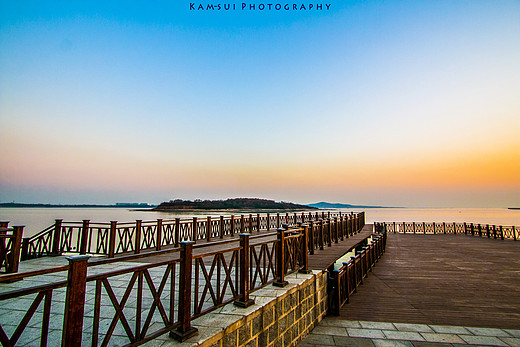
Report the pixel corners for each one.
[0,207,518,238]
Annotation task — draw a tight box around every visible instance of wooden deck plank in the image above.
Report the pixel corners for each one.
[308,224,374,270]
[338,232,520,329]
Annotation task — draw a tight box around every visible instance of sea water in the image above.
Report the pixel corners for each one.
[0,207,518,238]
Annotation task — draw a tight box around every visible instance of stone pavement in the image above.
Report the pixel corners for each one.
[298,318,520,346]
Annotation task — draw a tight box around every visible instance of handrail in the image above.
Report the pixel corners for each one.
[0,213,366,346]
[375,221,518,240]
[18,211,362,261]
[0,223,24,274]
[329,230,387,315]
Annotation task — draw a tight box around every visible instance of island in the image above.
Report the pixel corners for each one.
[307,202,394,209]
[153,198,317,211]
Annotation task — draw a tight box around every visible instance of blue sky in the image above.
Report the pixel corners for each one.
[1,1,519,207]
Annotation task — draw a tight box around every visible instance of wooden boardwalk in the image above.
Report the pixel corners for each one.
[308,224,373,270]
[335,231,520,329]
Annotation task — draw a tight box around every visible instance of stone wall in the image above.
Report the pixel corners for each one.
[164,270,329,347]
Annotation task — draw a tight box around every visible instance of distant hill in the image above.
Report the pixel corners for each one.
[307,202,389,209]
[154,198,317,211]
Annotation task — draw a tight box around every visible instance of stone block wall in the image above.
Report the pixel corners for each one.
[164,270,329,347]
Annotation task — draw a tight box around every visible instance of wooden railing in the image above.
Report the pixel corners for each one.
[0,222,24,274]
[374,221,518,240]
[20,211,365,260]
[0,213,365,346]
[328,230,387,315]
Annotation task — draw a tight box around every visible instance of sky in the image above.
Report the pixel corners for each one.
[0,0,519,207]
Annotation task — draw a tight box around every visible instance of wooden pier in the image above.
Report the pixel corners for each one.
[0,212,368,346]
[2,213,519,346]
[336,232,520,329]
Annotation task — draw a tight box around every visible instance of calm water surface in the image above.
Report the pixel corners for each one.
[0,207,518,238]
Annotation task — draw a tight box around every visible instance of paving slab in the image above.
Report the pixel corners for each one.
[372,339,414,347]
[394,323,434,333]
[466,327,512,337]
[420,332,466,344]
[382,330,425,342]
[430,325,471,335]
[459,334,509,346]
[347,328,386,339]
[311,325,348,336]
[359,321,397,330]
[501,337,520,347]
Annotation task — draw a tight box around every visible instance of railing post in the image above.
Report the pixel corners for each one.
[170,241,198,341]
[331,270,340,316]
[62,255,90,346]
[7,226,24,273]
[276,213,280,229]
[327,219,332,247]
[206,216,211,242]
[299,225,311,274]
[351,256,358,292]
[135,220,142,254]
[249,214,253,233]
[340,216,345,241]
[257,213,260,232]
[273,228,288,287]
[309,221,315,255]
[334,217,339,243]
[432,222,436,235]
[266,213,270,231]
[319,219,324,250]
[192,217,197,242]
[157,219,163,251]
[108,221,117,257]
[21,237,30,261]
[235,233,255,308]
[0,221,8,260]
[52,219,63,255]
[220,216,225,239]
[513,226,517,241]
[241,215,245,234]
[500,226,504,240]
[230,215,235,237]
[79,220,90,255]
[174,218,180,247]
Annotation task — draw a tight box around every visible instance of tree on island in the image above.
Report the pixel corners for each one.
[154,198,316,211]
